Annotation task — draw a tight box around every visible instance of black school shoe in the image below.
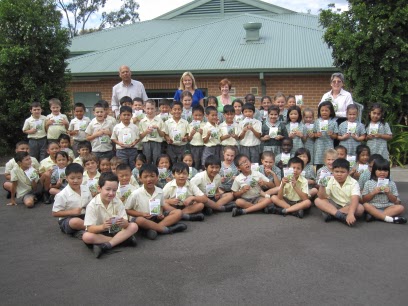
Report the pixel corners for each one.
[127,235,138,246]
[93,245,104,258]
[232,207,244,217]
[365,213,375,222]
[393,216,407,224]
[293,209,304,219]
[189,213,205,221]
[263,205,276,214]
[145,229,158,240]
[43,191,51,204]
[321,211,334,222]
[223,202,236,212]
[203,207,213,216]
[168,223,187,233]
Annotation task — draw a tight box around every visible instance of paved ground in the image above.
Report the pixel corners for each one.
[0,175,407,305]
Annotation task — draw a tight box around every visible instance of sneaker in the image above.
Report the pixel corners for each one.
[127,235,138,246]
[168,223,187,233]
[393,216,407,224]
[263,205,276,214]
[93,245,104,258]
[6,191,11,199]
[189,213,205,221]
[232,207,244,217]
[145,229,158,240]
[73,230,85,240]
[294,209,304,219]
[203,207,213,216]
[336,212,348,225]
[223,203,236,212]
[321,211,334,222]
[365,213,375,222]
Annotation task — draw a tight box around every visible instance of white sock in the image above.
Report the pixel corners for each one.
[384,216,393,223]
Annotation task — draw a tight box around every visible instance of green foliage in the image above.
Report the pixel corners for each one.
[388,124,408,167]
[0,0,71,148]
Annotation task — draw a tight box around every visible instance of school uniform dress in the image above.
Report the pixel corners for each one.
[338,121,366,156]
[362,179,399,208]
[313,118,338,165]
[261,121,288,156]
[366,122,392,160]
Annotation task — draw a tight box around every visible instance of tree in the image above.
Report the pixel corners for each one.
[57,0,140,38]
[319,1,408,113]
[0,0,71,149]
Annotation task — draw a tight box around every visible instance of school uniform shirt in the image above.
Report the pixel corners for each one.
[237,119,262,146]
[155,113,172,123]
[22,115,47,139]
[10,166,40,198]
[259,165,282,182]
[189,121,205,146]
[182,108,193,123]
[82,171,101,194]
[116,182,138,203]
[85,118,114,152]
[190,171,222,196]
[282,175,309,202]
[219,122,238,146]
[84,194,128,227]
[139,116,166,143]
[5,157,40,175]
[163,179,204,200]
[366,122,392,160]
[125,185,164,214]
[106,115,118,127]
[69,116,91,142]
[358,169,371,190]
[111,122,140,150]
[39,156,56,173]
[261,121,288,153]
[302,164,316,187]
[51,167,68,190]
[46,113,69,139]
[325,176,360,207]
[165,118,190,146]
[362,179,399,209]
[52,184,93,220]
[72,156,83,166]
[219,162,239,191]
[61,148,75,161]
[202,122,221,147]
[231,170,269,200]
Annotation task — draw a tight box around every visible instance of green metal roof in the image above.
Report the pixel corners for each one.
[67,13,334,76]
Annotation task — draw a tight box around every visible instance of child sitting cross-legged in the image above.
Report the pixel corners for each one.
[266,157,311,218]
[125,164,187,240]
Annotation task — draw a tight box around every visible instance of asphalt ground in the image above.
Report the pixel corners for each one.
[1,175,407,305]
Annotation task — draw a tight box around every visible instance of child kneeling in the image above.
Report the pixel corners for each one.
[125,164,187,240]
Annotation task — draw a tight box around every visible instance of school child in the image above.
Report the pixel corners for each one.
[338,104,366,156]
[109,156,122,174]
[358,154,384,191]
[313,101,338,168]
[237,103,262,163]
[138,100,166,165]
[85,102,114,160]
[230,154,274,217]
[116,163,138,203]
[315,158,364,226]
[156,98,172,123]
[258,151,281,193]
[39,142,60,204]
[100,100,117,127]
[219,146,239,193]
[45,98,69,142]
[58,134,75,162]
[111,106,140,169]
[82,172,139,258]
[191,156,235,213]
[82,153,101,197]
[49,151,69,198]
[22,101,47,161]
[259,96,273,121]
[316,148,338,184]
[261,105,288,156]
[181,91,194,123]
[219,105,239,151]
[132,153,146,186]
[182,153,198,179]
[188,105,206,170]
[287,95,296,108]
[165,101,190,164]
[156,154,173,189]
[7,152,41,208]
[162,162,207,221]
[72,142,90,166]
[131,97,145,125]
[350,144,370,180]
[68,102,91,157]
[232,99,244,124]
[119,96,133,108]
[362,159,406,224]
[267,157,311,218]
[302,107,316,164]
[202,106,222,165]
[99,157,111,173]
[206,96,224,124]
[52,163,92,238]
[295,148,317,197]
[125,164,187,240]
[365,103,393,160]
[286,106,304,155]
[335,145,347,159]
[275,137,293,169]
[244,93,262,122]
[274,92,287,123]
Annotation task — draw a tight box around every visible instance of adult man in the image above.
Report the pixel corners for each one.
[111,65,148,117]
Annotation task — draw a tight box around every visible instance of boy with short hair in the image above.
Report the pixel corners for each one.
[82,172,139,258]
[72,142,91,166]
[230,154,274,217]
[219,105,239,150]
[125,164,187,240]
[111,106,140,169]
[45,98,69,142]
[115,163,138,203]
[165,101,190,164]
[82,153,101,197]
[8,152,41,208]
[315,158,364,226]
[22,101,47,161]
[188,105,206,169]
[138,100,167,165]
[237,103,262,163]
[191,155,235,213]
[58,134,75,161]
[202,106,221,166]
[85,102,114,160]
[162,162,207,221]
[100,99,117,126]
[244,93,263,122]
[132,97,145,125]
[52,163,92,238]
[68,102,91,157]
[267,157,311,218]
[119,96,133,107]
[156,98,171,123]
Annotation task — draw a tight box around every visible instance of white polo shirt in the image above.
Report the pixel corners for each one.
[52,184,93,220]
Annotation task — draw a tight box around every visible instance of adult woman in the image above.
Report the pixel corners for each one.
[216,78,236,113]
[173,72,204,107]
[320,73,354,125]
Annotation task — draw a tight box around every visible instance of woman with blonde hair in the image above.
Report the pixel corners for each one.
[173,71,204,107]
